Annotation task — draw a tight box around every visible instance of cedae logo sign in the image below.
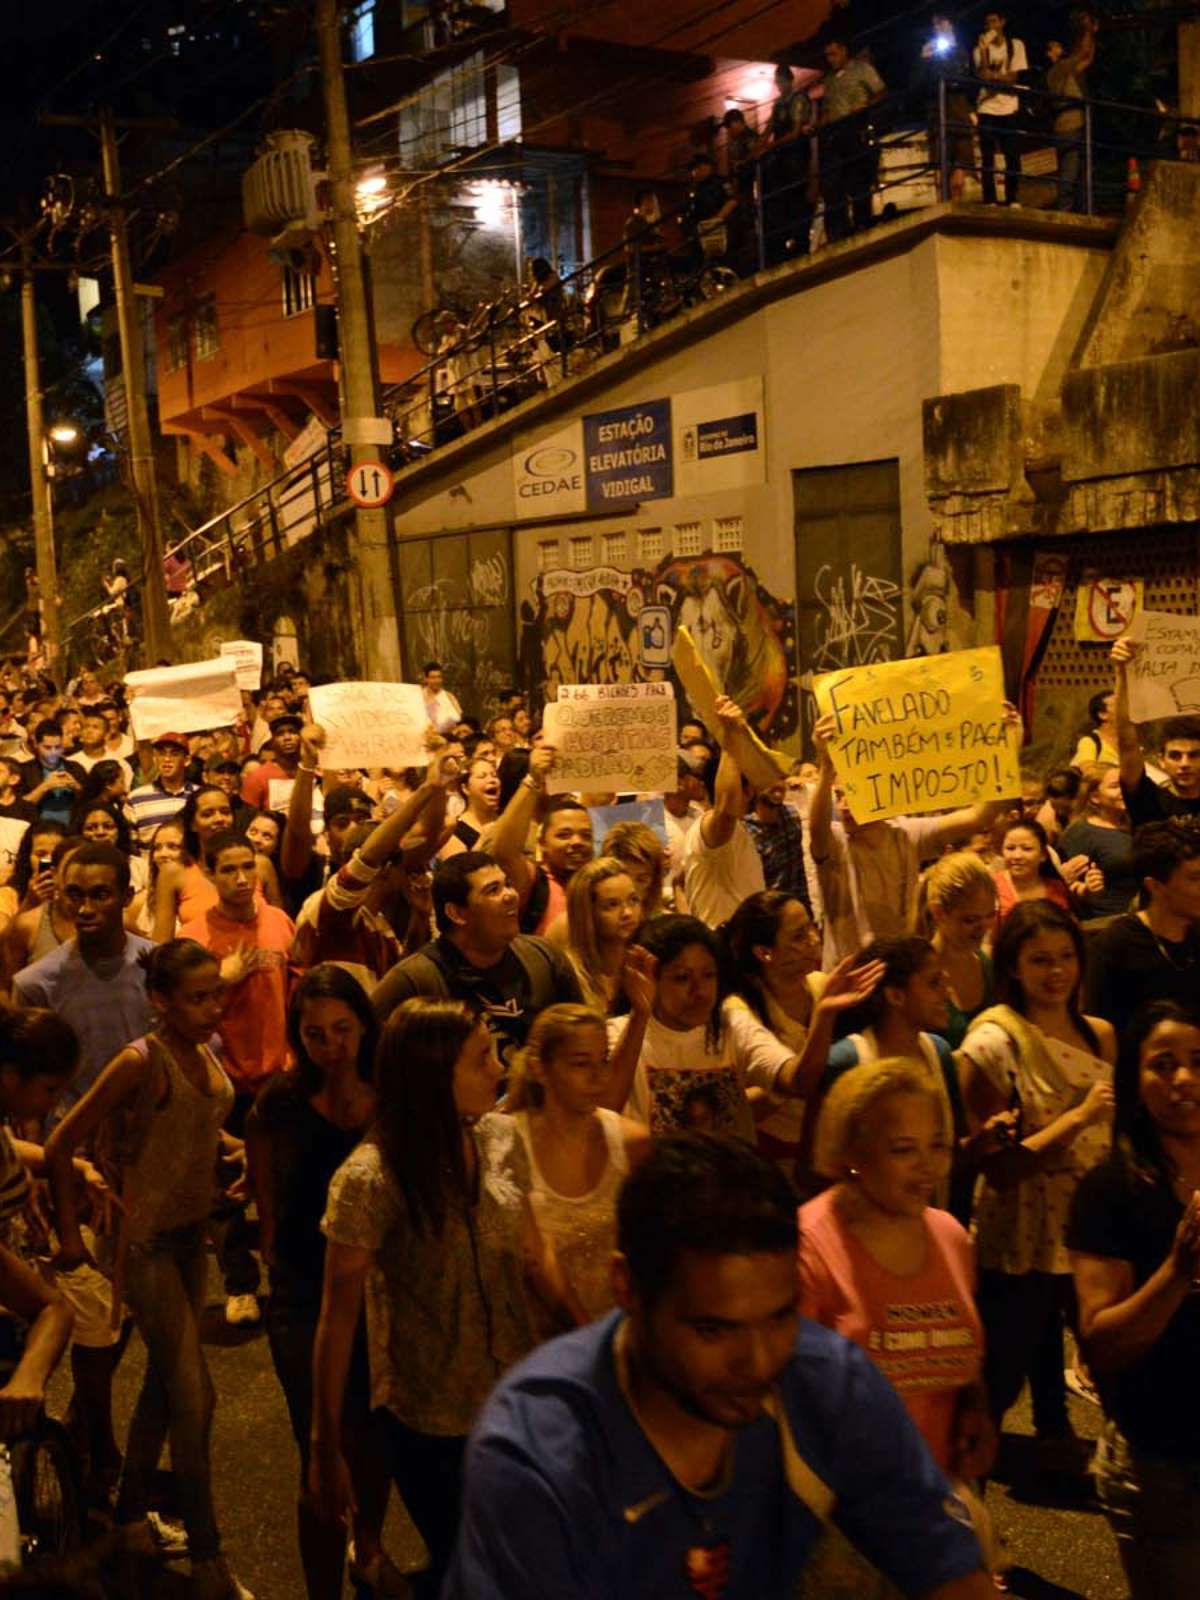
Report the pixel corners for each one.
[518,443,582,500]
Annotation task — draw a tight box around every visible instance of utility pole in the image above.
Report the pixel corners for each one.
[98,110,173,664]
[19,258,61,680]
[315,0,404,680]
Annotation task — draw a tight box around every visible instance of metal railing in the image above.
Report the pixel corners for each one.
[63,73,1191,663]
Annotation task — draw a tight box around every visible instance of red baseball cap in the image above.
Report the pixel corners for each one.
[152,732,189,750]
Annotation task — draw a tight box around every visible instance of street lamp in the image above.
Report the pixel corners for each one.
[48,423,79,446]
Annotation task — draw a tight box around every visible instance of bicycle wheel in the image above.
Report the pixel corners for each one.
[411,308,456,357]
[11,1420,84,1564]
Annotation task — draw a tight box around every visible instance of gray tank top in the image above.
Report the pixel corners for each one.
[122,1036,234,1242]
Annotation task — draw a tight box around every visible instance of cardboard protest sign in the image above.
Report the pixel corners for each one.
[1124,610,1200,723]
[670,625,789,791]
[307,682,429,771]
[543,683,676,796]
[813,646,1019,823]
[126,658,242,742]
[587,797,669,849]
[219,640,264,691]
[0,816,29,885]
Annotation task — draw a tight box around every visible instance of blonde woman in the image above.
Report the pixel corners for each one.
[798,1059,996,1596]
[918,853,997,1049]
[1058,763,1134,920]
[507,1004,648,1326]
[600,820,666,918]
[564,856,643,1012]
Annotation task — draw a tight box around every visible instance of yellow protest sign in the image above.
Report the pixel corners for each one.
[813,646,1020,822]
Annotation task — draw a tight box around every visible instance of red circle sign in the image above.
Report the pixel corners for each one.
[347,460,395,508]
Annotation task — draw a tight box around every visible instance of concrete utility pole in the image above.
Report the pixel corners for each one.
[19,260,62,680]
[98,110,173,665]
[315,0,404,680]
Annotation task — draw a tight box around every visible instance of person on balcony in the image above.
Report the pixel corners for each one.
[756,64,817,263]
[818,37,887,242]
[1046,13,1097,213]
[972,9,1029,206]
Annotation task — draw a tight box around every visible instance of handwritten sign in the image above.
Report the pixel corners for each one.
[126,658,242,742]
[219,639,264,691]
[0,816,29,885]
[813,646,1019,822]
[1125,609,1200,722]
[543,683,676,796]
[307,682,428,770]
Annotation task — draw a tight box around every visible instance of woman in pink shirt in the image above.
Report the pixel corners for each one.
[798,1059,993,1483]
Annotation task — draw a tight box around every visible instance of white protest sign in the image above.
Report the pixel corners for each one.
[542,682,676,796]
[307,682,429,771]
[1125,610,1200,723]
[125,658,242,742]
[0,816,29,885]
[219,640,264,691]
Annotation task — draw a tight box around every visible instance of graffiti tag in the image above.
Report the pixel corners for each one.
[811,563,901,672]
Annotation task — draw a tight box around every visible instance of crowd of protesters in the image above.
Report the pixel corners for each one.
[0,636,1192,1600]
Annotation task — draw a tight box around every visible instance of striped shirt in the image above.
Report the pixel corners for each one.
[128,780,195,844]
[0,1127,30,1244]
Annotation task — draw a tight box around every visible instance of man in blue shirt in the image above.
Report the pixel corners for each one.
[448,1135,992,1599]
[18,719,86,826]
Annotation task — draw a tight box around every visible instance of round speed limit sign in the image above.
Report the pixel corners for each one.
[347,460,396,508]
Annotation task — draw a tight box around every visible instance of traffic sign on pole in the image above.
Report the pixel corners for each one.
[347,459,395,508]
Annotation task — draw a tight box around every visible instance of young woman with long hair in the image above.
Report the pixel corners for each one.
[600,820,667,919]
[246,965,399,1600]
[126,819,187,938]
[507,1004,648,1327]
[1059,763,1135,920]
[1069,1002,1200,1596]
[72,798,146,892]
[563,856,643,1013]
[440,758,501,856]
[958,900,1115,1468]
[722,890,875,1179]
[153,785,279,939]
[312,999,568,1598]
[0,830,77,991]
[917,853,997,1049]
[608,914,879,1142]
[993,818,1076,925]
[45,940,248,1600]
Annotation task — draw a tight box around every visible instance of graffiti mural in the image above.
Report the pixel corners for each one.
[519,552,798,737]
[906,546,951,657]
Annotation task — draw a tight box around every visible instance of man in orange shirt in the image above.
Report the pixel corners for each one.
[181,829,295,1326]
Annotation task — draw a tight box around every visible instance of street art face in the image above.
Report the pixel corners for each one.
[521,551,797,737]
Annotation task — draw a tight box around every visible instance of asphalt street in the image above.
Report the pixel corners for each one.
[46,1258,1127,1599]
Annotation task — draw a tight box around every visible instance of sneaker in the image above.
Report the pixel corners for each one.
[224,1294,261,1327]
[189,1556,255,1600]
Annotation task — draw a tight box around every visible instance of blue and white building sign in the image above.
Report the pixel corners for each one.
[583,399,673,510]
[696,411,758,460]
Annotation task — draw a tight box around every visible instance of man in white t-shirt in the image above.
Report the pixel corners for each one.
[679,697,765,928]
[809,708,1019,964]
[973,9,1029,205]
[661,754,708,909]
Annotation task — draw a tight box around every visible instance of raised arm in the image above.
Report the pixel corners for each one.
[489,745,556,907]
[1110,638,1145,793]
[598,946,656,1114]
[808,713,837,863]
[280,723,324,883]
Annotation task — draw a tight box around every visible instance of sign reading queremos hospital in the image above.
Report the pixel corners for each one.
[511,377,765,517]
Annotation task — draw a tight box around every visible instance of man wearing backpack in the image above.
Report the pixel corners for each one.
[371,852,582,1065]
[973,9,1029,205]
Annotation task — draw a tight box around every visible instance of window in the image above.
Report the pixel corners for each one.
[601,531,627,568]
[349,0,375,62]
[569,535,593,571]
[193,295,219,361]
[282,264,317,319]
[638,527,664,564]
[165,314,188,374]
[449,53,487,150]
[675,521,704,557]
[714,515,744,553]
[496,65,522,141]
[537,539,560,573]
